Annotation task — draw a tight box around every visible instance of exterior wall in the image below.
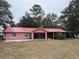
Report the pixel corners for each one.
[5,32,31,40]
[15,33,24,40]
[5,33,12,40]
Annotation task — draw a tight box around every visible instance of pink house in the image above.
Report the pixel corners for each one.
[5,27,65,40]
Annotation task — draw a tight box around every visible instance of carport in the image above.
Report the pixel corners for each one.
[31,28,48,40]
[31,28,65,40]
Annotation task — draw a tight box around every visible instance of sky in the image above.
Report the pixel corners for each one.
[7,0,71,23]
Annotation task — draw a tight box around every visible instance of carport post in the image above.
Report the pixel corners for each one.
[53,32,54,39]
[32,32,34,40]
[45,32,47,40]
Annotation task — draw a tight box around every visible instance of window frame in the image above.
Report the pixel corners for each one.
[24,32,30,38]
[12,32,16,38]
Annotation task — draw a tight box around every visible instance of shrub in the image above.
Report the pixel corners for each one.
[0,35,5,41]
[56,33,65,40]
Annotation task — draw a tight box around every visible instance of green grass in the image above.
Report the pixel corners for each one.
[0,40,79,59]
[0,40,5,42]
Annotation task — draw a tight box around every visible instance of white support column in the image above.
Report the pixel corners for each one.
[45,32,47,40]
[32,32,34,40]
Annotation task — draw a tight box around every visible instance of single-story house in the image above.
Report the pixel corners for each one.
[4,27,65,40]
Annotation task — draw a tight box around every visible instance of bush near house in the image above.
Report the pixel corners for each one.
[56,33,65,39]
[0,35,5,42]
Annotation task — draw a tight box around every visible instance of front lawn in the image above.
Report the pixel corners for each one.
[0,40,5,42]
[0,40,79,59]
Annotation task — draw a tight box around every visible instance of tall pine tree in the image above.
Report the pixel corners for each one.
[61,0,79,31]
[17,4,45,28]
[42,13,58,28]
[17,12,36,27]
[30,4,45,27]
[0,0,14,38]
[0,0,14,30]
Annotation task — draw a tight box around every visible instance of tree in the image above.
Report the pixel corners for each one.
[42,18,51,28]
[61,0,79,31]
[57,16,67,29]
[17,4,45,28]
[46,13,58,22]
[16,12,36,27]
[0,0,15,29]
[0,0,15,38]
[42,13,58,28]
[30,4,45,18]
[30,4,45,27]
[17,4,59,28]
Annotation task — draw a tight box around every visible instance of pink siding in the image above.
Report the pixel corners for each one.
[6,32,31,40]
[16,33,24,40]
[6,33,12,40]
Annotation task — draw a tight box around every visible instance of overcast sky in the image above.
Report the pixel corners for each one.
[7,0,71,23]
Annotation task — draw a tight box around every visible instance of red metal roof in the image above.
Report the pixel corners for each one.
[5,27,65,32]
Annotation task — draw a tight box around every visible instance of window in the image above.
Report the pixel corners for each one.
[12,32,16,37]
[24,32,30,39]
